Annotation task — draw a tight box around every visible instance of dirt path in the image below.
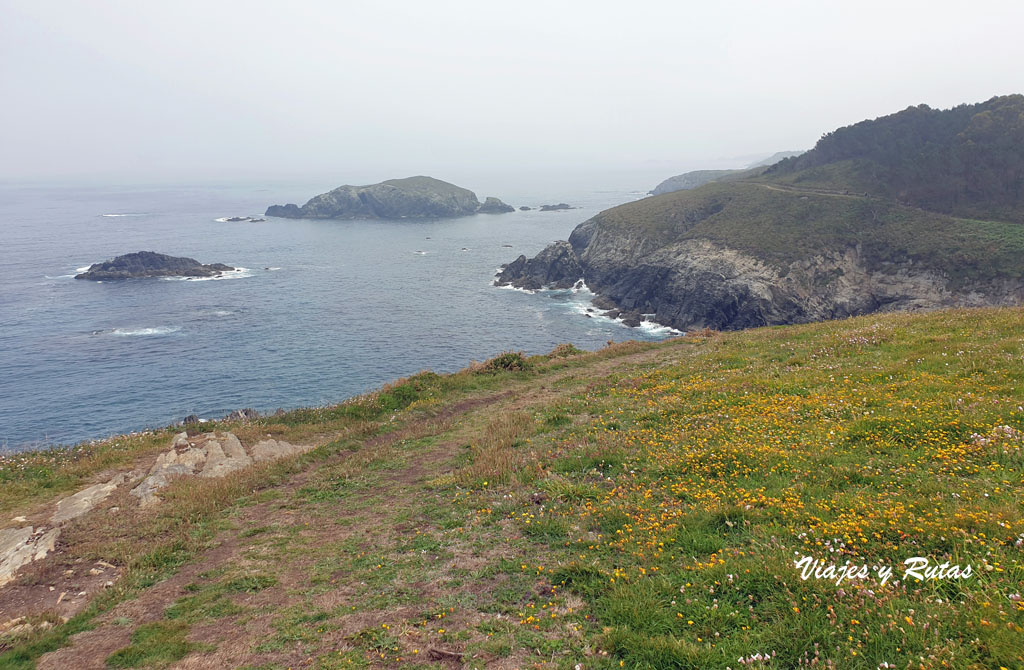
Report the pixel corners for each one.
[26,341,690,668]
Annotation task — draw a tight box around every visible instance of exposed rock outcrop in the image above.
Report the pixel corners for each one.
[266,176,511,220]
[478,197,515,214]
[539,203,574,211]
[129,431,312,506]
[495,212,1024,331]
[75,252,234,280]
[0,430,312,587]
[495,241,583,291]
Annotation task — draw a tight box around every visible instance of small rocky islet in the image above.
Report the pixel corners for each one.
[265,175,515,220]
[74,251,235,280]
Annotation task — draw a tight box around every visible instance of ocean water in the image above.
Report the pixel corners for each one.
[0,176,675,450]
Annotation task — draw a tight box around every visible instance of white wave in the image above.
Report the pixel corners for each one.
[162,267,253,282]
[100,213,145,217]
[75,265,92,273]
[493,282,537,294]
[265,267,282,271]
[210,310,233,317]
[638,317,683,336]
[412,250,428,255]
[111,326,181,336]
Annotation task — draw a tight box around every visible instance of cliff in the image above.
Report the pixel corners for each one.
[1,308,1021,669]
[265,176,512,220]
[497,179,1024,332]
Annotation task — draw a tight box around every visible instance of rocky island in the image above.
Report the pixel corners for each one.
[75,251,235,280]
[498,96,1024,331]
[265,176,513,220]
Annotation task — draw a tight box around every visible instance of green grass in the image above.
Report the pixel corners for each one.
[106,620,203,668]
[594,180,1024,283]
[1,312,1022,669]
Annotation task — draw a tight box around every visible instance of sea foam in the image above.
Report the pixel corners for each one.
[110,326,181,337]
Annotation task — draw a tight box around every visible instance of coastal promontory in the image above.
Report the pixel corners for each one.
[265,176,512,220]
[497,95,1024,331]
[75,251,235,280]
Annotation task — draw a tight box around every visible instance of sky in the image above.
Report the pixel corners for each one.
[2,0,1023,188]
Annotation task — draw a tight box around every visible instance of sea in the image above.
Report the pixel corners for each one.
[0,171,680,451]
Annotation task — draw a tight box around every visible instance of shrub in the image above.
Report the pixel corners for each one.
[481,351,531,373]
[548,343,584,358]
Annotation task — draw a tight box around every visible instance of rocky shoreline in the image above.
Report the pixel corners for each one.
[495,217,1024,332]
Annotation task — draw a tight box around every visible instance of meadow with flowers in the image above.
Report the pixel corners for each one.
[0,307,1021,669]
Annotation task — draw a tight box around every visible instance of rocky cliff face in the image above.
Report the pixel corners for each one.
[266,176,512,220]
[495,217,1024,331]
[75,252,235,280]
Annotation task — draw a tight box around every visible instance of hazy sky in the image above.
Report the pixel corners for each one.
[3,0,1023,185]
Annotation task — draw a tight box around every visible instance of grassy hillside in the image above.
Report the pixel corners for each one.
[767,95,1024,222]
[591,181,1024,284]
[1,307,1022,669]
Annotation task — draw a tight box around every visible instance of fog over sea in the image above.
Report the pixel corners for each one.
[0,170,681,450]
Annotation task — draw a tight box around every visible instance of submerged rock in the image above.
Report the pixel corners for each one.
[75,251,234,280]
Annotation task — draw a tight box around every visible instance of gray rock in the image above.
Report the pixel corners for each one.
[478,197,515,214]
[249,439,314,463]
[130,464,194,506]
[493,241,583,290]
[0,527,36,587]
[51,476,124,524]
[224,408,259,422]
[0,527,60,587]
[198,433,252,478]
[127,431,310,505]
[75,251,234,280]
[539,203,574,211]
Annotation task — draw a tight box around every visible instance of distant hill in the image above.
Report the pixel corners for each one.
[746,150,804,168]
[649,151,804,196]
[498,96,1024,331]
[266,176,512,220]
[649,169,741,196]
